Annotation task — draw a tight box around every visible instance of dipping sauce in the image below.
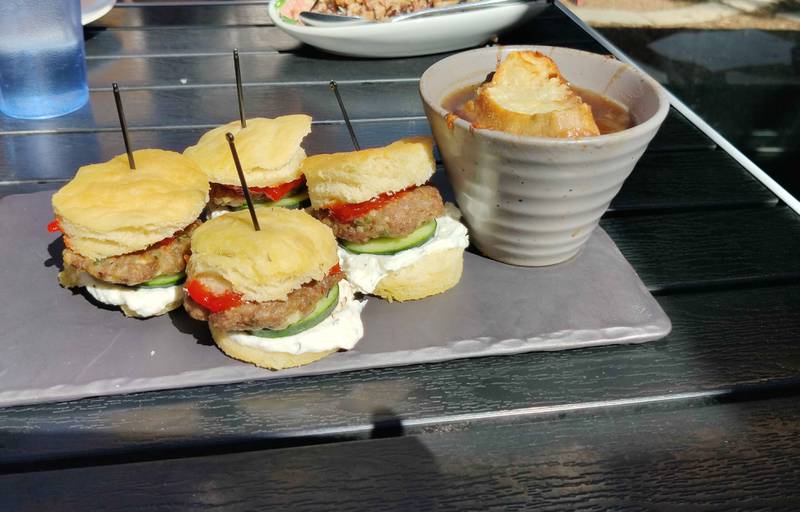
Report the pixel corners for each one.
[442,83,633,135]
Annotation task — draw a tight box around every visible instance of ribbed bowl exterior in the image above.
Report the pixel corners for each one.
[420,46,670,266]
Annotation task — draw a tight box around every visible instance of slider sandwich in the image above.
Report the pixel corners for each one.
[183,207,366,370]
[302,137,469,302]
[51,149,209,317]
[183,115,312,215]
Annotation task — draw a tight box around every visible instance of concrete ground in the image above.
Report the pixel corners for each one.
[563,0,800,30]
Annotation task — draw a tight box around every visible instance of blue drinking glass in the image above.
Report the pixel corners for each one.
[0,0,89,119]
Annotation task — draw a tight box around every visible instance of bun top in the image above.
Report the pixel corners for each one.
[52,149,209,260]
[183,115,312,188]
[188,208,339,302]
[302,137,436,208]
[468,51,600,138]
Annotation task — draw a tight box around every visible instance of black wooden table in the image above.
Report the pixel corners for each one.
[2,2,800,509]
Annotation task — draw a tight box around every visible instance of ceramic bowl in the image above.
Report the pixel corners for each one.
[267,0,548,58]
[420,45,670,266]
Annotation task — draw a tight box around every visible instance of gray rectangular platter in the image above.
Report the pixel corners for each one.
[0,191,670,407]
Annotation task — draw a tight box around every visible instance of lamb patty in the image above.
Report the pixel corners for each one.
[62,221,200,286]
[184,270,343,332]
[209,182,303,208]
[311,185,444,244]
[210,183,254,208]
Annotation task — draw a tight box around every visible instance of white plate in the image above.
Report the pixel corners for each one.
[81,0,116,25]
[268,0,549,58]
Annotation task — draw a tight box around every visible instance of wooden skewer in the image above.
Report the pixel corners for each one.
[329,80,360,151]
[112,83,136,169]
[226,132,260,231]
[233,49,247,129]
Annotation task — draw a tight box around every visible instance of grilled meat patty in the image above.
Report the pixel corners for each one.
[184,270,344,332]
[311,185,444,244]
[62,221,200,286]
[209,182,302,208]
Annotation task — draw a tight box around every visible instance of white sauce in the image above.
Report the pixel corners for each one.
[227,280,366,355]
[71,271,184,318]
[338,215,469,294]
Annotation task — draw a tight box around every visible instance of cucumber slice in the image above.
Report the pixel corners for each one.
[233,189,310,211]
[139,272,186,288]
[250,284,339,339]
[341,219,437,255]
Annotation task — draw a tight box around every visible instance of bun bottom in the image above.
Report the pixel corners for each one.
[373,247,464,302]
[211,326,337,370]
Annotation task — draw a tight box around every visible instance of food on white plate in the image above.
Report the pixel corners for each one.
[446,50,634,138]
[50,149,209,317]
[183,115,312,215]
[279,0,473,23]
[302,136,469,302]
[183,207,366,370]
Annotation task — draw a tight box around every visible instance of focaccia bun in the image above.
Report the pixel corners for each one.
[302,137,435,208]
[374,247,464,302]
[52,149,209,260]
[183,115,311,188]
[468,51,600,138]
[188,207,339,302]
[211,326,337,370]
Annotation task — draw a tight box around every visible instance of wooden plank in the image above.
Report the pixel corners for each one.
[85,52,438,89]
[648,109,715,152]
[3,395,800,509]
[0,120,432,182]
[501,9,595,46]
[0,82,422,134]
[88,3,275,28]
[613,148,775,211]
[2,282,800,466]
[84,26,299,58]
[602,206,800,291]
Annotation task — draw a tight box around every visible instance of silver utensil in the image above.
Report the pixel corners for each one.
[299,0,530,27]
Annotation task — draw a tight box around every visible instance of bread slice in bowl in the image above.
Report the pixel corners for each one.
[466,51,600,138]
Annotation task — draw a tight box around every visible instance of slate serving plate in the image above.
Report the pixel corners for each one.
[0,191,670,407]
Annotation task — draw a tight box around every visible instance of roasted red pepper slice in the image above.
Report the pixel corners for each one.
[227,177,305,202]
[186,279,243,313]
[328,187,414,223]
[47,219,62,233]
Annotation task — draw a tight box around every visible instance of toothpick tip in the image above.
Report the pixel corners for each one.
[329,80,337,89]
[226,132,235,143]
[112,82,119,92]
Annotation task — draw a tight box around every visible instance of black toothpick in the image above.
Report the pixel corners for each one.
[233,49,247,128]
[226,132,260,231]
[112,82,135,169]
[329,80,360,150]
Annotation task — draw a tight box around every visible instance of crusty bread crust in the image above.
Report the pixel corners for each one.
[188,208,339,303]
[302,137,436,208]
[374,247,464,302]
[468,51,600,138]
[184,115,311,188]
[52,149,209,260]
[211,326,337,370]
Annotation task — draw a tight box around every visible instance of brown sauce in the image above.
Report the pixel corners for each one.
[442,83,633,136]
